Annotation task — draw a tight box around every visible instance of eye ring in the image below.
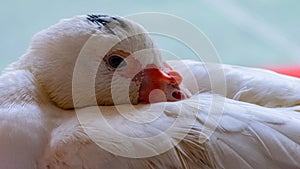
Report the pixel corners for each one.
[108,55,127,69]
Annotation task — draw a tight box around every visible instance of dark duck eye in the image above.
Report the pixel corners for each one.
[108,55,126,68]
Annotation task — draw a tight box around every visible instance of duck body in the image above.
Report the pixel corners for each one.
[41,93,300,169]
[1,58,300,169]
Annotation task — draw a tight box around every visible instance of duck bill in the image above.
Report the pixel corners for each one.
[135,64,186,103]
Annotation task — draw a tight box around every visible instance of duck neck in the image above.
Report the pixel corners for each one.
[0,69,51,107]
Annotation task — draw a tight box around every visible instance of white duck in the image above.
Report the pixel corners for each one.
[1,14,300,169]
[0,15,185,169]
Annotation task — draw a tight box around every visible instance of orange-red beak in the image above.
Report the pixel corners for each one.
[134,64,185,103]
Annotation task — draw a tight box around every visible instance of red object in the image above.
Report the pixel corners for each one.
[134,65,184,104]
[266,65,300,78]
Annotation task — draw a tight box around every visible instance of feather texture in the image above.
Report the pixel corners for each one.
[169,60,300,108]
[1,14,300,169]
[41,93,300,169]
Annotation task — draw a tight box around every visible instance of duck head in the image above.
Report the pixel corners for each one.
[11,15,187,109]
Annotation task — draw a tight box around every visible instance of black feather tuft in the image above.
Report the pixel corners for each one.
[87,14,113,28]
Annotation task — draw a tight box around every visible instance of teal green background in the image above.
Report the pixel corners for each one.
[1,0,299,71]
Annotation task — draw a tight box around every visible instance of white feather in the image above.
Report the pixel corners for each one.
[168,60,300,107]
[40,93,300,169]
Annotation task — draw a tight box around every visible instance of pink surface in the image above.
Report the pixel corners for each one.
[266,65,300,78]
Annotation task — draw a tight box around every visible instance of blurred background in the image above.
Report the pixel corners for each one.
[1,0,299,72]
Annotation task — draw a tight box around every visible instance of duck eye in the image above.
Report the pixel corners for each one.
[108,55,126,68]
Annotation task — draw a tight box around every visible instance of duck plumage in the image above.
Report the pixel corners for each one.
[0,14,300,169]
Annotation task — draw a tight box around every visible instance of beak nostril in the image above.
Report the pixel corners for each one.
[172,91,184,100]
